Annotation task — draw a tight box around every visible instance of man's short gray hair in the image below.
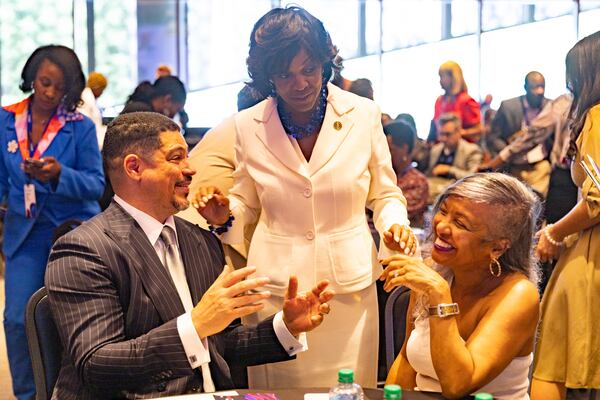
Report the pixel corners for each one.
[437,112,462,129]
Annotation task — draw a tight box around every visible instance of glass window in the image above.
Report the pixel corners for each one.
[579,8,600,39]
[580,0,600,11]
[93,0,137,109]
[0,1,74,104]
[482,1,527,31]
[480,15,576,110]
[451,0,479,37]
[534,0,574,21]
[186,82,244,128]
[73,0,89,74]
[378,35,479,138]
[298,0,361,59]
[382,0,443,51]
[186,0,272,91]
[364,0,382,55]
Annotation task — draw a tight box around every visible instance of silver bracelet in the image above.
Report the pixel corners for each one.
[544,224,564,247]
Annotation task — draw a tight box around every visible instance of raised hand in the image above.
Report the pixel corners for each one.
[282,276,335,337]
[191,265,271,339]
[379,254,449,301]
[192,186,231,225]
[382,224,417,255]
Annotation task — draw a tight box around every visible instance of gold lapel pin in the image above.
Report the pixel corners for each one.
[333,121,342,131]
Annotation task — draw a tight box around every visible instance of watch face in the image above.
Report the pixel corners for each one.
[439,304,457,315]
[429,303,460,317]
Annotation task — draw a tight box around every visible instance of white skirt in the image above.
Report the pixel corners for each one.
[245,283,379,389]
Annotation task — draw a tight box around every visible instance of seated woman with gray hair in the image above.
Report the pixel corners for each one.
[384,173,541,399]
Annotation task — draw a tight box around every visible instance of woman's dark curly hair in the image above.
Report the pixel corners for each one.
[19,45,85,112]
[247,6,340,98]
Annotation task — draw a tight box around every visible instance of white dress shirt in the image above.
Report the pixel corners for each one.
[113,196,307,372]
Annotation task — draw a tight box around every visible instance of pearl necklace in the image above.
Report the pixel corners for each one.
[277,86,328,140]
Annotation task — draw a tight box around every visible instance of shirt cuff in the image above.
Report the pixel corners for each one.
[177,312,211,369]
[273,311,308,356]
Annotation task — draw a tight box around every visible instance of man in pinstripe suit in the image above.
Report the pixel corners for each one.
[45,112,334,399]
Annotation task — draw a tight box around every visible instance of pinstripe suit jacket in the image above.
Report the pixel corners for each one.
[45,202,292,399]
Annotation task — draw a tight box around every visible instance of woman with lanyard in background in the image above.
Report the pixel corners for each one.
[0,44,104,400]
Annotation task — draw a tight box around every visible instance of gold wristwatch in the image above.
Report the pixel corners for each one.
[428,303,460,318]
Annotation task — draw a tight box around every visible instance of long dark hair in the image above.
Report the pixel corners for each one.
[19,45,85,112]
[566,30,600,156]
[246,6,339,98]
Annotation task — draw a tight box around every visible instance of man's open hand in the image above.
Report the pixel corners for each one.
[191,265,271,339]
[282,276,335,337]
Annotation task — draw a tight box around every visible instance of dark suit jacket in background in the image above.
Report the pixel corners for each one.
[45,202,292,399]
[489,95,549,155]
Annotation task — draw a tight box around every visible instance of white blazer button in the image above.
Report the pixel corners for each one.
[303,188,312,197]
[305,231,315,240]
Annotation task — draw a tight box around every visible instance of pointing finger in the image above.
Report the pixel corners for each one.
[285,275,298,301]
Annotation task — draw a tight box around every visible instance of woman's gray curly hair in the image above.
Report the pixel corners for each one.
[431,172,542,286]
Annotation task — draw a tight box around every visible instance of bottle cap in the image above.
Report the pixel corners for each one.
[474,393,493,400]
[338,369,354,383]
[384,384,402,399]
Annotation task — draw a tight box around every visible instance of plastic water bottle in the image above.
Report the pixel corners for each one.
[383,384,402,399]
[474,393,493,400]
[329,369,364,400]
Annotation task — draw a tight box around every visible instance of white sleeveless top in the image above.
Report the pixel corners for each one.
[406,316,532,399]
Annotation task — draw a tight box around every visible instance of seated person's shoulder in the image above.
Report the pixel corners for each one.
[461,139,483,153]
[55,213,106,243]
[488,274,540,314]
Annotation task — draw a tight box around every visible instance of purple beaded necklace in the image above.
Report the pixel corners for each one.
[277,85,328,140]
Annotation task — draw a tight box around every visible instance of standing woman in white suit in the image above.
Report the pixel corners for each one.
[195,6,415,389]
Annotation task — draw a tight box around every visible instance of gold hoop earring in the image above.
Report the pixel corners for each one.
[489,258,502,277]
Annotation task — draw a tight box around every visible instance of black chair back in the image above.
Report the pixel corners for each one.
[384,285,411,373]
[25,287,62,400]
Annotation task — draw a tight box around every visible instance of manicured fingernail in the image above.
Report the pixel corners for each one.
[400,241,406,249]
[202,196,208,202]
[394,235,400,242]
[404,247,410,255]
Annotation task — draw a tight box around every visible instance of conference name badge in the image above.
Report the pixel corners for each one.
[24,183,37,219]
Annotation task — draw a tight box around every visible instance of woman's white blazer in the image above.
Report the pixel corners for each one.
[222,83,408,296]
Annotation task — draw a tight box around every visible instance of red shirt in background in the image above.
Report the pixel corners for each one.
[432,91,481,142]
